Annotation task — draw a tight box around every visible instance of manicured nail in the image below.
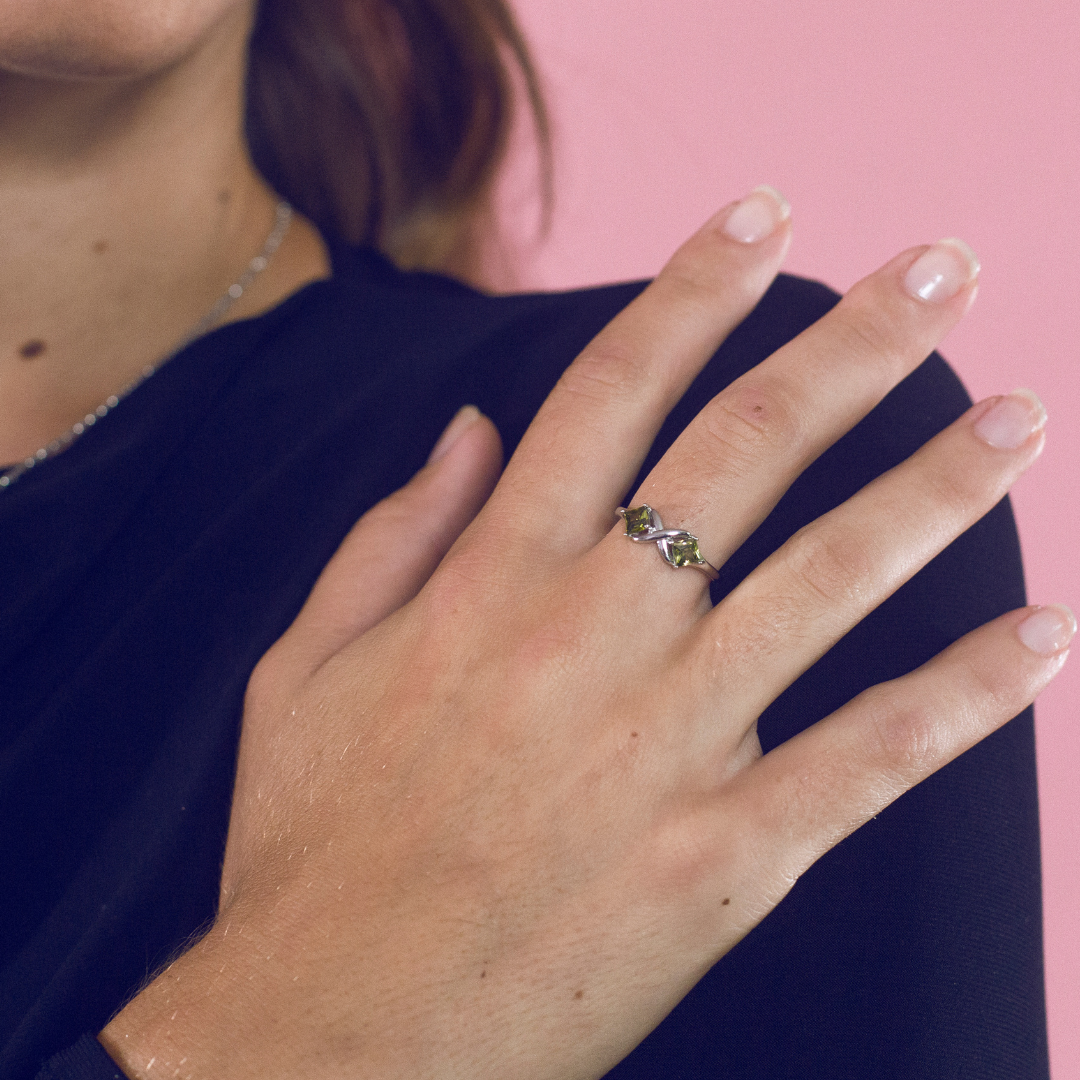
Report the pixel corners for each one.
[428,405,481,463]
[1018,605,1076,657]
[973,389,1047,450]
[902,238,980,303]
[721,185,791,244]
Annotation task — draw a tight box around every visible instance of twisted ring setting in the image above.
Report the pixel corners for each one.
[616,505,720,581]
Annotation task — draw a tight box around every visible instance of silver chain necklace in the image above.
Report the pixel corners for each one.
[0,200,293,491]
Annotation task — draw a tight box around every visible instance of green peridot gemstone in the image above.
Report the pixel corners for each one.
[623,505,654,536]
[668,535,703,567]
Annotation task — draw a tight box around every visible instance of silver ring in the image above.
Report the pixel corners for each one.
[616,505,720,581]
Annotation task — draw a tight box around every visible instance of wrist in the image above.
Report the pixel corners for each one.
[99,918,278,1080]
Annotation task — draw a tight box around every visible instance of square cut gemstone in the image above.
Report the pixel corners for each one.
[623,505,655,536]
[668,535,703,567]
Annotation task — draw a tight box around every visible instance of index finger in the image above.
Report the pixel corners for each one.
[492,187,792,553]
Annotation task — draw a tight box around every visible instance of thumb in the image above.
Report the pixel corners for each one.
[270,406,502,677]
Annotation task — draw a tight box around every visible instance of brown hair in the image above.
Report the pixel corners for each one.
[245,0,550,275]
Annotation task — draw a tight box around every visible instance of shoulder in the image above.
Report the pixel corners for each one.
[328,246,969,407]
[153,247,976,541]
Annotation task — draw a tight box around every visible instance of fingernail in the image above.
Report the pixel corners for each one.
[1018,605,1076,657]
[902,238,980,303]
[973,389,1047,450]
[428,405,481,463]
[721,185,791,244]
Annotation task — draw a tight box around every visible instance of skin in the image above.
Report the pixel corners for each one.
[2,2,1071,1078]
[0,0,328,464]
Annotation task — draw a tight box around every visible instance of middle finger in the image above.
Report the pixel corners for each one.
[491,188,793,553]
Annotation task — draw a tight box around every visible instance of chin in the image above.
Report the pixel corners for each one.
[0,0,252,80]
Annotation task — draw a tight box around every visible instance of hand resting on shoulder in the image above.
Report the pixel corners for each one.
[100,188,1073,1080]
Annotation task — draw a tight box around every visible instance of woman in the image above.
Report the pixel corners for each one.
[1,1,1067,1077]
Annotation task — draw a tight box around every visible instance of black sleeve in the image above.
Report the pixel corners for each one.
[35,1035,127,1080]
[7,268,1046,1080]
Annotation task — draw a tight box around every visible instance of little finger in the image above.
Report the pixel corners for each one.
[727,603,1074,883]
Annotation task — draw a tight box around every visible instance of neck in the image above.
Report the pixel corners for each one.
[0,9,329,464]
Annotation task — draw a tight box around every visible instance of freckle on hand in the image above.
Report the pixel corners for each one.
[92,239,109,254]
[722,897,730,905]
[19,339,46,359]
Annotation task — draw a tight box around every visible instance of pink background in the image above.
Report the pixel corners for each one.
[500,0,1079,1073]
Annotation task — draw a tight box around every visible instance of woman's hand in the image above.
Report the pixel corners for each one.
[101,188,1072,1080]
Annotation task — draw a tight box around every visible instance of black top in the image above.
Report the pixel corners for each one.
[2,245,1048,1080]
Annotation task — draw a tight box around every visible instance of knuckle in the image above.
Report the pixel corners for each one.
[855,637,1037,794]
[783,522,875,608]
[421,520,538,617]
[705,377,807,457]
[677,380,808,495]
[653,258,723,315]
[369,484,425,529]
[957,652,1020,716]
[828,294,908,379]
[917,455,994,517]
[860,685,945,782]
[561,339,650,405]
[647,812,724,898]
[708,599,813,673]
[505,596,597,684]
[244,650,286,716]
[418,553,484,615]
[354,488,449,576]
[665,229,771,308]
